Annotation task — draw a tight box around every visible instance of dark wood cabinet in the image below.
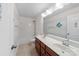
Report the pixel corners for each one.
[35,37,59,56]
[46,46,59,56]
[41,47,45,56]
[35,37,41,55]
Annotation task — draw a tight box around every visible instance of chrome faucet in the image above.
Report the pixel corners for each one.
[63,33,70,46]
[62,39,69,47]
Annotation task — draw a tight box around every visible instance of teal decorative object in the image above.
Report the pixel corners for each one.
[56,22,62,28]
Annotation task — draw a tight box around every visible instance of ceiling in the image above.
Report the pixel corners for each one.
[16,3,79,18]
[51,3,79,16]
[15,3,55,17]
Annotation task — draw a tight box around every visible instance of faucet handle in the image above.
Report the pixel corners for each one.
[62,40,69,47]
[67,33,70,35]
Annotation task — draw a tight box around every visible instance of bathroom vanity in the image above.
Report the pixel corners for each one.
[35,37,59,56]
[35,35,79,56]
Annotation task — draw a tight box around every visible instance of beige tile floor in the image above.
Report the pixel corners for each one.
[16,42,38,56]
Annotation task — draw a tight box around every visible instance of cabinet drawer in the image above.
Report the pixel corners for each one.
[41,42,46,49]
[35,37,41,43]
[46,46,59,56]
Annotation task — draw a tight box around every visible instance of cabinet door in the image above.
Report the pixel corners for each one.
[46,52,50,56]
[41,47,46,56]
[35,38,41,55]
[41,41,46,49]
[46,46,59,56]
[40,41,46,56]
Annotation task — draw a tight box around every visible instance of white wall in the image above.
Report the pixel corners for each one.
[0,3,35,55]
[13,5,20,45]
[15,16,44,45]
[44,6,79,38]
[0,3,15,56]
[35,16,44,35]
[15,17,34,45]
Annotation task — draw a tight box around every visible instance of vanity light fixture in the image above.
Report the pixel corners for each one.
[41,8,53,18]
[46,9,52,15]
[55,3,64,9]
[41,13,47,18]
[41,3,64,18]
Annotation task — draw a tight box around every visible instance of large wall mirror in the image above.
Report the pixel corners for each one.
[43,3,79,48]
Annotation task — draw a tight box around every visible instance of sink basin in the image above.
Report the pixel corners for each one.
[53,43,76,56]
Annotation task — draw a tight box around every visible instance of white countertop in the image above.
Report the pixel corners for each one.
[36,35,79,56]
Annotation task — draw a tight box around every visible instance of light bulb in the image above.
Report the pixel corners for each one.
[41,13,46,18]
[56,3,64,9]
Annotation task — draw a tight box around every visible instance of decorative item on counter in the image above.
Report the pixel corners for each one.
[74,22,78,28]
[56,22,62,28]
